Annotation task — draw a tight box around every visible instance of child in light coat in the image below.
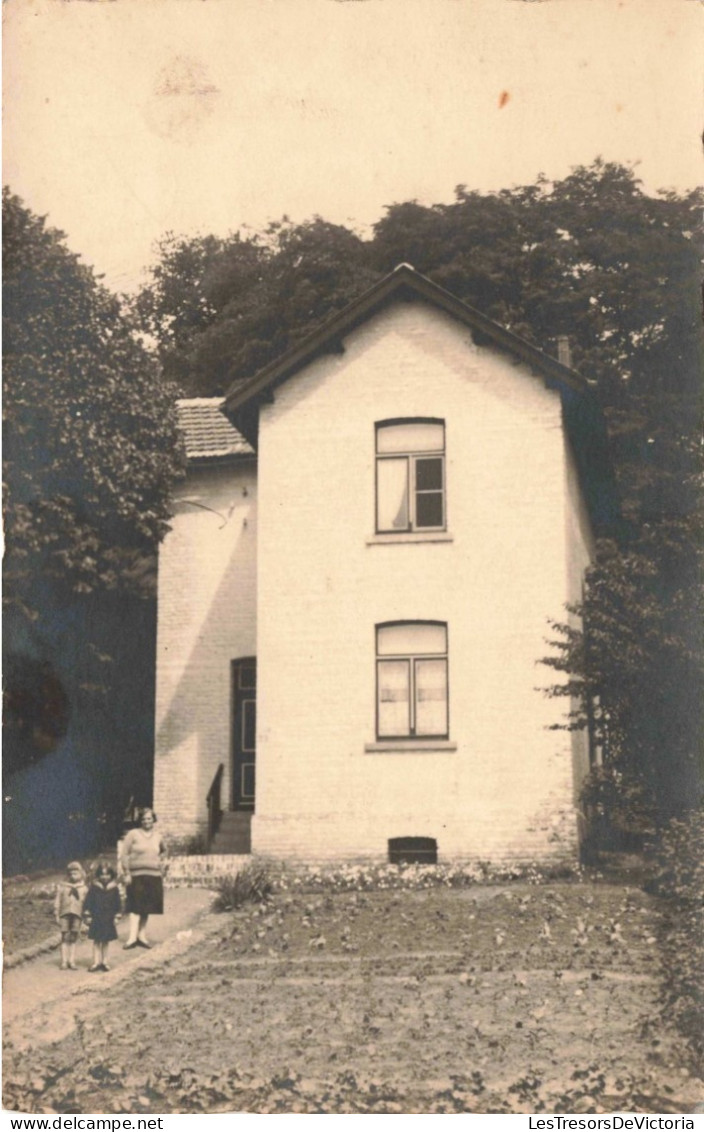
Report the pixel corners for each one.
[54,861,88,970]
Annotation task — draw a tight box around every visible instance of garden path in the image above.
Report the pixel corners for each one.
[3,886,214,1044]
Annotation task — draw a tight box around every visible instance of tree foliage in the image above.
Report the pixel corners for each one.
[528,172,703,828]
[3,189,183,819]
[135,218,379,395]
[543,528,702,830]
[137,161,703,827]
[3,187,184,607]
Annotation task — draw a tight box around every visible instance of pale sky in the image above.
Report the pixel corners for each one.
[4,0,702,293]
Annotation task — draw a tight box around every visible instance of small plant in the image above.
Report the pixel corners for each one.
[213,863,273,911]
[272,858,580,894]
[163,833,208,856]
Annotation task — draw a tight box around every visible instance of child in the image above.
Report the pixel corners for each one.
[83,859,122,972]
[54,861,88,970]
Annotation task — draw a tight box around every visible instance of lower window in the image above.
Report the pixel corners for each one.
[376,621,448,739]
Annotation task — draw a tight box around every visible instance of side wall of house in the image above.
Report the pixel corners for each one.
[252,299,588,863]
[153,460,257,842]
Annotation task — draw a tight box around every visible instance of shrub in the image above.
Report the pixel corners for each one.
[163,833,208,856]
[213,864,273,911]
[648,809,704,1069]
[579,765,655,859]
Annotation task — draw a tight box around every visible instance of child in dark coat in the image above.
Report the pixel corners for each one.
[83,860,122,972]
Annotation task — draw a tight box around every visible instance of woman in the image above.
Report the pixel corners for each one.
[118,807,166,949]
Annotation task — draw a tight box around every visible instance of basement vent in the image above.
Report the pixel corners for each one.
[388,837,438,865]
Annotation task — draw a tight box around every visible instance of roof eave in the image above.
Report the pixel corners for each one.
[186,451,255,468]
[222,265,592,422]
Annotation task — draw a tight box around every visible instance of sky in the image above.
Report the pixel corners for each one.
[4,0,703,294]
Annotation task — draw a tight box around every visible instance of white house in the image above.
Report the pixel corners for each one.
[153,265,615,863]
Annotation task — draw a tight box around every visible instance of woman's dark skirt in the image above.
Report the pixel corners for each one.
[125,874,164,916]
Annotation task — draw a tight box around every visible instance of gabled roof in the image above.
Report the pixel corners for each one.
[218,263,619,535]
[176,398,253,463]
[223,263,594,428]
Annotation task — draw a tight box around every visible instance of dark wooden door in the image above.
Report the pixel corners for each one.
[232,658,256,811]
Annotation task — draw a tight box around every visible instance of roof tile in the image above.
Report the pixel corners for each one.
[176,398,253,460]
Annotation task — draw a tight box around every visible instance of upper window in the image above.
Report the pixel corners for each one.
[376,621,449,740]
[375,419,445,533]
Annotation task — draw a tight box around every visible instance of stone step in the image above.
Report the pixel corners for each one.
[211,831,251,846]
[218,812,253,827]
[210,811,252,855]
[209,840,250,855]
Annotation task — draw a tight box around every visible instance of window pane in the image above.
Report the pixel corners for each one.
[415,457,443,491]
[377,457,409,531]
[416,491,444,528]
[378,622,447,656]
[415,658,448,736]
[377,422,444,454]
[378,660,410,736]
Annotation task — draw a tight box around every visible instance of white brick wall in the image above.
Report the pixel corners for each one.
[154,460,257,838]
[251,299,588,863]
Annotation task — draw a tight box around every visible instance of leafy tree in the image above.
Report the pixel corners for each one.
[542,526,702,836]
[3,190,184,861]
[3,188,184,606]
[138,161,703,831]
[134,231,264,390]
[139,162,702,449]
[374,163,702,404]
[136,217,379,395]
[520,166,704,830]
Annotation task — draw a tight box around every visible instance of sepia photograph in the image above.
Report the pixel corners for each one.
[3,0,703,1118]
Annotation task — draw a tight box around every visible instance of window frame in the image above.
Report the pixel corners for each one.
[375,620,449,741]
[375,418,446,535]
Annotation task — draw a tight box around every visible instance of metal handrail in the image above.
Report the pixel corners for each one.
[206,763,225,852]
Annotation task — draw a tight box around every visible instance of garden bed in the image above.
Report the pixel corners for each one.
[3,878,61,956]
[3,879,700,1114]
